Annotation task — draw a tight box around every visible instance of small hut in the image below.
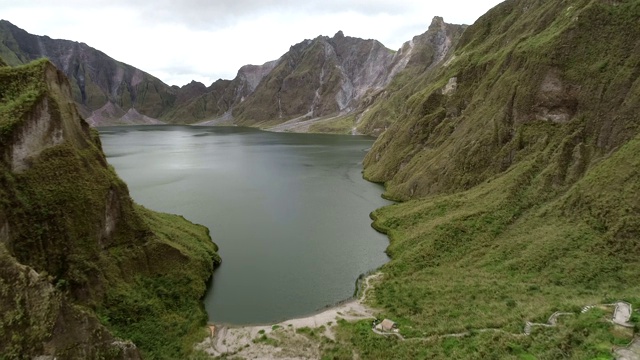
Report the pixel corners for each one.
[377,319,397,332]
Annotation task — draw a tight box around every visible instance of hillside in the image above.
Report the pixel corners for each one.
[0,59,220,358]
[319,0,640,358]
[354,17,467,136]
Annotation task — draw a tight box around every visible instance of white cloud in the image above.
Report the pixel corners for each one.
[0,0,504,86]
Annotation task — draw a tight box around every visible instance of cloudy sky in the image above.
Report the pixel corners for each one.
[1,0,504,86]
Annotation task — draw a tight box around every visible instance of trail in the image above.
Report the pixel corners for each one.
[371,300,637,360]
[195,272,636,359]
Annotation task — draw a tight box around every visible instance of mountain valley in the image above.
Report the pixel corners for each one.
[1,0,639,358]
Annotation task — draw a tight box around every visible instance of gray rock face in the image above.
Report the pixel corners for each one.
[238,60,280,94]
[169,17,465,131]
[0,20,178,125]
[0,18,464,133]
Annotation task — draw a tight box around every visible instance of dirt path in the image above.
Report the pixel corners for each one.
[524,311,574,335]
[371,300,636,359]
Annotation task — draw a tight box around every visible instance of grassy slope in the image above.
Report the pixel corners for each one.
[308,114,356,135]
[0,60,220,359]
[364,0,640,200]
[327,0,640,358]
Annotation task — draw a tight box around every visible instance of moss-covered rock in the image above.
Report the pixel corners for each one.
[0,60,220,359]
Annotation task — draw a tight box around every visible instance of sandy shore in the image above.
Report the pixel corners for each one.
[196,273,382,359]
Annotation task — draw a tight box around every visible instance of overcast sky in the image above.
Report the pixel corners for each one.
[1,0,504,86]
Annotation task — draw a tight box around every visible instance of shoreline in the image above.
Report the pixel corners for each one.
[209,295,365,329]
[208,270,378,328]
[196,272,383,358]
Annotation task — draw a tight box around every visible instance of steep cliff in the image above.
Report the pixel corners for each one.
[163,20,466,134]
[0,59,220,358]
[354,17,467,136]
[327,0,640,358]
[365,0,640,200]
[0,20,187,126]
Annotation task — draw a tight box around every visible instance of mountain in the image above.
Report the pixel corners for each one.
[353,17,467,136]
[0,19,466,134]
[0,20,200,126]
[172,18,466,135]
[321,0,640,358]
[0,59,220,358]
[160,60,279,125]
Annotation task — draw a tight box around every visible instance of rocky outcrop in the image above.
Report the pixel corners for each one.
[0,59,220,358]
[0,20,177,126]
[232,31,407,127]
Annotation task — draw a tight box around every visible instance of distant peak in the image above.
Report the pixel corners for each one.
[430,16,445,28]
[334,30,345,39]
[181,80,205,89]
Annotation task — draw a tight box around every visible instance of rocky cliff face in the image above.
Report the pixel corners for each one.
[172,18,463,134]
[232,31,398,126]
[0,20,192,126]
[230,23,465,132]
[0,59,220,358]
[135,18,466,134]
[353,17,467,136]
[363,0,640,200]
[0,18,467,135]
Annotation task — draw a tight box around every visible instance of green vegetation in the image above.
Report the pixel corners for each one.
[364,0,640,200]
[328,307,635,359]
[253,334,280,347]
[0,59,48,142]
[0,59,220,358]
[308,114,356,134]
[98,206,220,359]
[325,0,640,358]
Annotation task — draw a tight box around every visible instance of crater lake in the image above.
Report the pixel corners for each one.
[99,125,391,325]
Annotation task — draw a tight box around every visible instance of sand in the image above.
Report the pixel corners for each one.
[196,273,382,359]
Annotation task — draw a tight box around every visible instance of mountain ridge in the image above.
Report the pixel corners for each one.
[0,18,466,134]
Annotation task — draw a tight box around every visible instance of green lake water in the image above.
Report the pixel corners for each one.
[99,125,391,325]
